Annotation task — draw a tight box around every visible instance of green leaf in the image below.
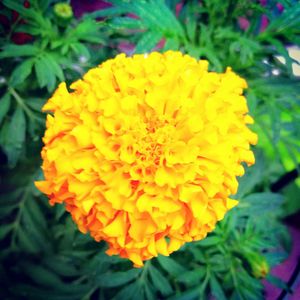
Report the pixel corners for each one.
[34,56,56,91]
[196,236,221,247]
[20,263,63,288]
[26,198,47,230]
[0,44,39,58]
[3,0,35,18]
[168,287,199,300]
[185,6,197,42]
[238,193,284,216]
[97,268,142,288]
[1,106,26,167]
[71,19,105,44]
[157,256,186,276]
[187,246,206,263]
[263,4,300,35]
[144,282,156,300]
[110,17,146,30]
[135,31,163,54]
[163,38,180,51]
[70,43,91,60]
[0,223,13,240]
[114,282,141,300]
[16,226,40,253]
[11,283,89,300]
[209,275,226,300]
[0,93,11,125]
[177,269,206,286]
[150,0,184,36]
[26,98,46,112]
[148,265,173,296]
[45,54,65,82]
[10,59,35,86]
[85,6,128,19]
[266,274,291,292]
[42,255,80,277]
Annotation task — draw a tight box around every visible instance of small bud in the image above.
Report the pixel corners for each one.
[54,3,73,20]
[245,252,270,278]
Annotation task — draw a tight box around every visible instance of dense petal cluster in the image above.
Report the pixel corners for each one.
[36,51,257,267]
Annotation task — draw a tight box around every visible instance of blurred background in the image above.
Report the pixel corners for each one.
[0,0,299,299]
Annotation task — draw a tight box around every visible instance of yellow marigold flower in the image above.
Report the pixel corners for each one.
[35,51,257,267]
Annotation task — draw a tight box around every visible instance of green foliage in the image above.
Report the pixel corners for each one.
[0,0,299,299]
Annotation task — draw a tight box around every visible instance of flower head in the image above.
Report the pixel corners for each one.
[36,51,257,267]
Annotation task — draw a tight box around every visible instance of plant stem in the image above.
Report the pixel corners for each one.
[10,185,31,250]
[8,86,44,124]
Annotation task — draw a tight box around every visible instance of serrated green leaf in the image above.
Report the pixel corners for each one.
[71,19,104,44]
[209,275,226,300]
[144,281,156,300]
[2,106,26,167]
[188,246,206,263]
[114,282,141,300]
[0,223,13,240]
[263,4,300,34]
[85,6,128,19]
[266,274,291,291]
[45,54,65,82]
[168,287,199,300]
[0,44,39,58]
[148,265,173,296]
[157,256,186,276]
[70,43,91,60]
[177,269,206,286]
[97,268,142,288]
[42,256,80,277]
[185,10,197,42]
[151,0,185,37]
[196,236,221,247]
[34,56,56,91]
[10,59,35,86]
[26,198,47,230]
[20,263,63,288]
[238,193,284,215]
[135,31,163,54]
[163,38,180,51]
[11,283,89,300]
[110,17,146,30]
[16,226,40,253]
[0,93,11,125]
[34,57,49,88]
[0,202,18,217]
[26,98,46,112]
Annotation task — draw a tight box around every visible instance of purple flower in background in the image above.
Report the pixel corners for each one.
[71,0,111,19]
[260,0,268,6]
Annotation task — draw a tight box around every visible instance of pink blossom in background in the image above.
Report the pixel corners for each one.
[117,41,135,55]
[276,3,284,13]
[126,13,139,19]
[175,2,183,16]
[155,38,166,50]
[238,17,250,31]
[260,14,269,32]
